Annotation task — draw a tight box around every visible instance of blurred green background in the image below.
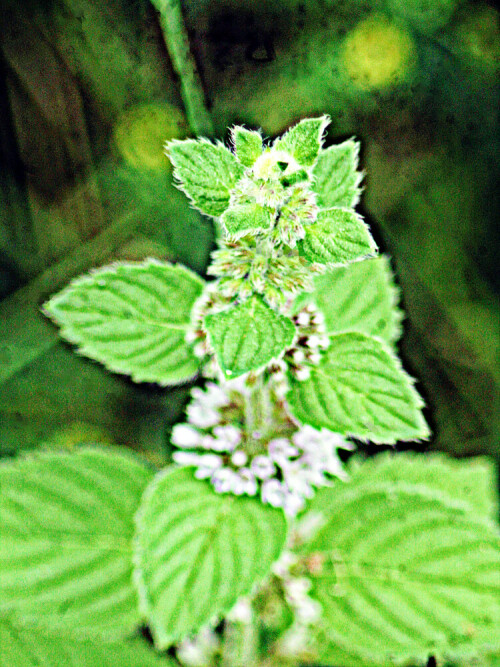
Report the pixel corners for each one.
[0,0,498,468]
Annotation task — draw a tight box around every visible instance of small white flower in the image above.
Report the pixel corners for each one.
[282,460,315,499]
[193,343,207,358]
[200,434,216,450]
[294,597,322,624]
[308,351,322,365]
[261,479,287,508]
[172,451,205,467]
[211,467,237,493]
[192,382,229,409]
[171,424,202,448]
[292,349,305,364]
[192,454,223,480]
[176,627,219,667]
[231,450,248,467]
[283,491,305,517]
[213,424,242,451]
[271,550,299,577]
[227,598,253,623]
[311,310,325,326]
[286,577,312,601]
[294,367,311,381]
[268,438,299,463]
[237,467,258,496]
[187,403,220,428]
[296,311,311,327]
[251,455,276,479]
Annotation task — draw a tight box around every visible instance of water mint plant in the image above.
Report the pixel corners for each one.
[1,117,498,667]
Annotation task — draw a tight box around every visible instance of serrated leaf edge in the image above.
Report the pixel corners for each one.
[42,258,204,387]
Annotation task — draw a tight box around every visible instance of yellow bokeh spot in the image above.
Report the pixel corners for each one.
[341,15,415,89]
[113,102,189,171]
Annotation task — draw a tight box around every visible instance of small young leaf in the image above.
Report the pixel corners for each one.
[302,483,500,665]
[232,126,263,167]
[221,203,273,238]
[167,138,244,216]
[133,467,287,649]
[274,115,330,167]
[287,332,429,444]
[299,207,377,265]
[0,447,154,638]
[0,616,173,667]
[204,296,296,378]
[312,138,363,208]
[43,259,204,386]
[309,256,403,345]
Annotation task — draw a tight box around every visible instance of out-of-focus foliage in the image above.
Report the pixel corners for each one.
[0,0,498,464]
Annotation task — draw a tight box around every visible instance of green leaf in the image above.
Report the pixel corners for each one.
[231,126,263,167]
[204,296,296,378]
[221,203,273,239]
[167,138,244,217]
[309,256,403,345]
[43,260,204,386]
[0,447,154,638]
[133,467,287,649]
[0,616,173,667]
[299,207,377,265]
[287,332,430,444]
[312,138,363,208]
[302,483,500,665]
[348,451,499,521]
[274,116,330,167]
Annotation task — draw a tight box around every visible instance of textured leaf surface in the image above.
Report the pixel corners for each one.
[287,332,429,444]
[348,452,498,521]
[0,616,172,667]
[221,203,273,238]
[312,139,363,208]
[274,116,330,167]
[300,207,377,265]
[204,296,296,378]
[44,260,204,386]
[0,448,154,638]
[134,467,287,649]
[232,126,263,167]
[167,139,244,216]
[310,256,403,344]
[303,483,500,665]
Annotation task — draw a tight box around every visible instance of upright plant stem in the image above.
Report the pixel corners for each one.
[153,0,214,137]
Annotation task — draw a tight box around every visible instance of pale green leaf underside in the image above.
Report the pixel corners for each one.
[300,207,377,265]
[204,296,296,378]
[221,203,273,238]
[287,332,429,444]
[305,484,500,665]
[232,126,263,167]
[274,116,330,167]
[310,256,403,345]
[44,260,204,386]
[0,448,154,638]
[168,138,244,216]
[133,467,287,649]
[348,451,499,521]
[0,616,172,667]
[312,139,363,208]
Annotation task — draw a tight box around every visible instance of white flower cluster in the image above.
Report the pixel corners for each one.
[271,551,322,658]
[269,301,330,391]
[172,381,354,516]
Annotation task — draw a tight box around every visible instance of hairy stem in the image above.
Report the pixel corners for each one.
[153,0,214,137]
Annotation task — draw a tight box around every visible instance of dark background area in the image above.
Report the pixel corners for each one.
[0,0,498,471]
